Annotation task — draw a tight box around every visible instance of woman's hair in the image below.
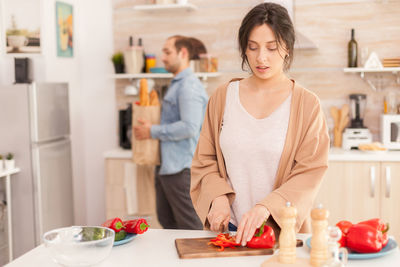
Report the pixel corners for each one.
[238,2,295,71]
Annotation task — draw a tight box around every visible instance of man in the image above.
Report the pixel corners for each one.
[134,35,208,230]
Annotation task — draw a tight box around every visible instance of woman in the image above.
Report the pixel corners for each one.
[190,2,329,246]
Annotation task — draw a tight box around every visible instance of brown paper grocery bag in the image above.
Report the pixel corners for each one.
[132,105,161,165]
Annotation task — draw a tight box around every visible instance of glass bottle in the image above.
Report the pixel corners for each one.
[348,29,358,67]
[321,226,348,267]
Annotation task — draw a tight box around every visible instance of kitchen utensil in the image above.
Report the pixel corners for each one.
[175,237,303,259]
[331,106,341,147]
[338,104,349,131]
[333,104,350,147]
[43,226,114,266]
[330,107,339,129]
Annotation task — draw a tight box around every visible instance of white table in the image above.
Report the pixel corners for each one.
[0,167,20,263]
[6,229,400,266]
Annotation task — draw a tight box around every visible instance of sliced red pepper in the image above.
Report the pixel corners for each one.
[123,219,149,234]
[336,220,353,247]
[346,224,383,253]
[102,217,124,233]
[246,221,275,249]
[208,233,239,251]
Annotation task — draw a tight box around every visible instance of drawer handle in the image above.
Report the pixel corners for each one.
[385,166,391,198]
[370,166,376,198]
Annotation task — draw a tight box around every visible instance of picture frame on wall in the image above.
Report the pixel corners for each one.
[56,1,73,58]
[2,0,41,54]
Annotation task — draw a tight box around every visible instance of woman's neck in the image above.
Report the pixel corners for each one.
[248,73,290,93]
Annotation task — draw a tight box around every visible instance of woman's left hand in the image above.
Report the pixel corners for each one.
[235,204,270,246]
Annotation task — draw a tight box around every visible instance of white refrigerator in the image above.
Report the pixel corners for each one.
[0,82,74,259]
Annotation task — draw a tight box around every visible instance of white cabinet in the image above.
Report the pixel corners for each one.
[105,159,160,228]
[380,162,400,243]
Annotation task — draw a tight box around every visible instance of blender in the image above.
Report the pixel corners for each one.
[342,94,372,150]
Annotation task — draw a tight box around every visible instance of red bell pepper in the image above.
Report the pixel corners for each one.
[336,220,353,247]
[346,224,383,253]
[102,217,124,233]
[246,221,275,249]
[123,219,149,234]
[208,233,240,251]
[358,218,389,247]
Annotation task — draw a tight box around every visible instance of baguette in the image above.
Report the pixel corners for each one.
[139,79,150,106]
[149,90,160,106]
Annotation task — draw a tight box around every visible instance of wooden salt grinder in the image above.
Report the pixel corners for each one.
[310,205,329,267]
[278,202,297,264]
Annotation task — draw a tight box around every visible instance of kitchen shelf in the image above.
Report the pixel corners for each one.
[0,167,20,263]
[110,72,221,81]
[0,168,20,178]
[343,67,400,74]
[132,3,198,12]
[343,67,400,91]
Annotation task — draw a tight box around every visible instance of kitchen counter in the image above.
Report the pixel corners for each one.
[104,147,400,162]
[329,147,400,162]
[5,229,400,267]
[103,148,132,159]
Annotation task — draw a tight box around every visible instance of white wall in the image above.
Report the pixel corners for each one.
[76,0,117,225]
[0,0,116,226]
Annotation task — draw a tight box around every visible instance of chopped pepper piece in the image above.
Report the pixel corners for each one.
[208,233,240,251]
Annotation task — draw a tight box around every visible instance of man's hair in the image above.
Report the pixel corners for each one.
[188,37,207,60]
[168,35,193,60]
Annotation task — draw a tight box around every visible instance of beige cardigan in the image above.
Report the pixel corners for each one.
[190,79,330,234]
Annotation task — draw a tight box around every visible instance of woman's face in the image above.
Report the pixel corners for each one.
[245,24,288,80]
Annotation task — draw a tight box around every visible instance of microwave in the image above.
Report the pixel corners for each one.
[381,114,400,150]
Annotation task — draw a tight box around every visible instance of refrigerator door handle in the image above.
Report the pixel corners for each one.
[31,147,44,245]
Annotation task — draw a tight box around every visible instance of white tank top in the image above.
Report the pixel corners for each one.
[219,81,292,226]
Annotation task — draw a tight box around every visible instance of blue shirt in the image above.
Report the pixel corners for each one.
[150,68,208,175]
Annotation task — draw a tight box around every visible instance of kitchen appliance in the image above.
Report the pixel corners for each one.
[342,94,372,150]
[119,104,132,149]
[14,57,32,83]
[0,83,74,259]
[381,114,400,150]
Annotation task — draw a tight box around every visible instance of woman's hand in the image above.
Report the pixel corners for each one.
[235,204,270,246]
[207,195,231,232]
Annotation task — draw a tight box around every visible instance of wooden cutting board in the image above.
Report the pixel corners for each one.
[175,237,303,259]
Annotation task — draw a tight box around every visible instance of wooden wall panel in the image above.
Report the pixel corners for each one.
[113,0,400,141]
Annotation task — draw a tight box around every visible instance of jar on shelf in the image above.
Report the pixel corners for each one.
[210,57,218,72]
[145,54,156,73]
[199,53,210,72]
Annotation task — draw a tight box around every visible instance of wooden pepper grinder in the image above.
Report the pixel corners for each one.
[278,202,297,264]
[310,204,329,267]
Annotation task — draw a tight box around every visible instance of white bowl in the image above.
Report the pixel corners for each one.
[43,226,114,267]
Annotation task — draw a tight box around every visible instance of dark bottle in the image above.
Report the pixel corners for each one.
[138,38,146,73]
[348,29,358,67]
